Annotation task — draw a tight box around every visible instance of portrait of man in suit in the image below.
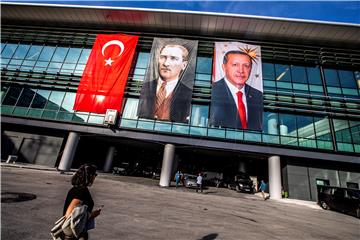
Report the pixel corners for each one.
[138,38,198,123]
[209,43,263,131]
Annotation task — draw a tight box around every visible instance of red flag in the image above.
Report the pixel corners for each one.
[73,34,139,113]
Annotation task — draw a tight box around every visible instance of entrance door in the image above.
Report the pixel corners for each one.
[18,138,41,164]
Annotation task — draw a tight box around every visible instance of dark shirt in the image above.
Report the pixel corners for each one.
[63,186,94,215]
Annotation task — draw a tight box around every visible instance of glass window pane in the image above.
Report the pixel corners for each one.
[2,43,18,58]
[13,44,30,59]
[88,115,104,124]
[45,91,65,110]
[265,112,278,135]
[122,98,139,119]
[25,45,42,60]
[2,86,22,105]
[338,70,356,89]
[279,113,297,137]
[51,47,68,62]
[78,49,91,64]
[314,117,332,141]
[190,105,209,127]
[61,92,76,112]
[324,69,340,87]
[306,67,322,85]
[64,48,82,63]
[333,119,352,144]
[16,88,36,107]
[31,89,51,109]
[262,63,275,81]
[296,115,315,138]
[291,66,307,83]
[1,85,9,102]
[275,64,291,82]
[349,121,360,144]
[196,57,212,74]
[38,46,56,61]
[135,52,150,69]
[172,123,190,134]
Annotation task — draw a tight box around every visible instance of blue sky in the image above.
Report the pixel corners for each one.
[4,1,360,24]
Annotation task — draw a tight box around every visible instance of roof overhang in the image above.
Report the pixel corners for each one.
[2,2,360,48]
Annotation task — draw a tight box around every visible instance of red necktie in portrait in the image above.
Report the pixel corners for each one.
[236,91,247,129]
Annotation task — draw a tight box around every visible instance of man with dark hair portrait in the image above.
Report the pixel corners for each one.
[138,43,193,122]
[209,49,263,131]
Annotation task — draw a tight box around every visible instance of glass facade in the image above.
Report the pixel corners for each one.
[1,28,359,154]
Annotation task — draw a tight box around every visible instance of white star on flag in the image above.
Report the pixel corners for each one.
[105,58,114,66]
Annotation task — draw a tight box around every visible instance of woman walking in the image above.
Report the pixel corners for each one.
[62,164,101,240]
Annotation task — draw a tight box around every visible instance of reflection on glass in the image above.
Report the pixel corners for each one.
[306,67,322,85]
[16,88,36,107]
[196,57,212,74]
[279,113,297,137]
[122,98,139,119]
[61,92,76,112]
[275,64,291,82]
[78,49,91,64]
[135,52,150,69]
[2,86,22,105]
[38,46,55,61]
[45,91,65,110]
[291,66,307,83]
[333,119,353,152]
[25,45,42,60]
[13,44,30,59]
[51,47,69,62]
[296,115,315,138]
[324,69,340,87]
[338,70,356,89]
[262,63,275,80]
[314,117,332,141]
[64,48,82,63]
[190,105,208,127]
[2,43,18,58]
[31,89,51,108]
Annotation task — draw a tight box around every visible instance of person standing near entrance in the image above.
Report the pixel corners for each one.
[175,170,183,188]
[259,180,267,200]
[196,173,203,193]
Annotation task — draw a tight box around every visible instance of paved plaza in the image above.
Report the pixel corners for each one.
[1,164,359,240]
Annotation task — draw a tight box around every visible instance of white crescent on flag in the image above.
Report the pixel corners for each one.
[102,40,125,66]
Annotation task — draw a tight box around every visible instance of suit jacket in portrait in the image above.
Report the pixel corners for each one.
[138,79,193,123]
[209,78,263,131]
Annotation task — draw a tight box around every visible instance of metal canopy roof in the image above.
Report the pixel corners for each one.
[2,2,360,48]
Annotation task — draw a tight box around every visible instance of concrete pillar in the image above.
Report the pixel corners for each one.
[267,113,278,135]
[103,146,115,172]
[159,144,175,187]
[58,132,79,171]
[268,155,282,199]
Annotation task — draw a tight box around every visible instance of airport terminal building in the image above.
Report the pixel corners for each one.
[1,3,359,201]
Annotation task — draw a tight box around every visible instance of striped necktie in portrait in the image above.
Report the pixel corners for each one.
[156,81,167,111]
[236,91,247,129]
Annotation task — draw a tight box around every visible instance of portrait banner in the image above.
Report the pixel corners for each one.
[137,38,198,123]
[73,33,139,113]
[209,42,263,131]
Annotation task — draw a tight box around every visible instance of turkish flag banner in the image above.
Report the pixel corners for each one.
[73,34,139,113]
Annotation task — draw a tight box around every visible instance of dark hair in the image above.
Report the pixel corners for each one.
[71,164,97,187]
[223,50,252,65]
